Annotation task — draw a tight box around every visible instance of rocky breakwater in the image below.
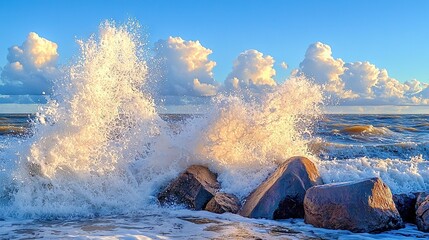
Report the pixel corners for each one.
[304,177,404,233]
[157,156,429,234]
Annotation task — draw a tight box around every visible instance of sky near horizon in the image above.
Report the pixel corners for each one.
[1,0,429,106]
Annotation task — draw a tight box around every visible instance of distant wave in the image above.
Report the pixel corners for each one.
[335,125,393,136]
[309,139,429,160]
[395,126,418,132]
[0,126,27,135]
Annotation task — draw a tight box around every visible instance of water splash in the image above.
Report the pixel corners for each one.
[0,21,325,218]
[8,21,162,217]
[172,77,324,197]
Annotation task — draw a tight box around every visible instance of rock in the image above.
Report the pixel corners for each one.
[415,192,429,210]
[304,177,403,233]
[240,156,323,219]
[416,193,429,232]
[205,192,241,214]
[158,165,220,210]
[393,193,418,223]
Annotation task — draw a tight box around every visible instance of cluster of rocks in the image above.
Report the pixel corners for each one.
[157,156,429,233]
[157,165,241,214]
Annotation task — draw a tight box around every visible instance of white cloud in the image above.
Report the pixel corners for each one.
[154,36,219,97]
[0,32,58,95]
[225,49,276,91]
[342,61,380,97]
[298,42,429,105]
[374,70,407,99]
[405,79,428,94]
[298,42,349,97]
[193,78,218,96]
[409,82,429,105]
[2,33,427,107]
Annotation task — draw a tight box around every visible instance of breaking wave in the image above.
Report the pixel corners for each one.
[0,21,324,218]
[1,20,428,221]
[334,125,393,136]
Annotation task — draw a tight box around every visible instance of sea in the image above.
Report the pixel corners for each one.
[1,113,429,239]
[1,21,429,239]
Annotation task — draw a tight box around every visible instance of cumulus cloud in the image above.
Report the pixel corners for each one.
[297,42,429,105]
[192,78,218,96]
[225,49,276,92]
[154,36,219,97]
[408,82,429,105]
[0,32,58,96]
[342,61,380,97]
[405,79,428,94]
[298,42,350,97]
[3,33,427,107]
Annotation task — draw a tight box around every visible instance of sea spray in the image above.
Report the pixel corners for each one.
[7,21,163,217]
[172,77,324,198]
[0,21,325,218]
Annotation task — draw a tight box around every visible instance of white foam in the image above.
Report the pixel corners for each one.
[317,155,429,194]
[0,21,325,218]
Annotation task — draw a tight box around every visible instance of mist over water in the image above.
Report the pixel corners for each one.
[0,21,324,218]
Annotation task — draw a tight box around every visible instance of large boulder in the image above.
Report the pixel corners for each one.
[393,193,418,223]
[158,165,220,210]
[205,192,241,214]
[304,177,403,233]
[416,193,429,232]
[240,156,323,219]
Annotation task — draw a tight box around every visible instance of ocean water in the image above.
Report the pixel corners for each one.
[0,21,429,239]
[1,114,429,239]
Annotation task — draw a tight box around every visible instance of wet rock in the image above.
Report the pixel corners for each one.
[304,177,403,233]
[158,165,220,210]
[393,193,418,223]
[240,156,323,219]
[416,193,429,232]
[415,192,429,210]
[205,192,241,214]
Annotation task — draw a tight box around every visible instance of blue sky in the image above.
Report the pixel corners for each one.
[0,0,428,105]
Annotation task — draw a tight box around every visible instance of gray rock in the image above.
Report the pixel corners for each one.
[304,177,403,233]
[393,193,418,223]
[240,156,323,219]
[415,192,429,210]
[158,165,220,210]
[416,193,429,232]
[205,192,241,214]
